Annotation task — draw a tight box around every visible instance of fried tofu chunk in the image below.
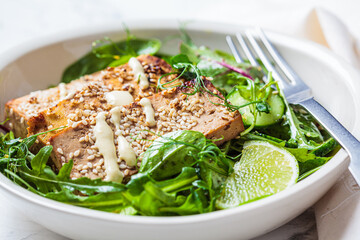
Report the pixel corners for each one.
[5,54,244,182]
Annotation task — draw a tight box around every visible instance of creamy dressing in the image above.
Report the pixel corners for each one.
[94,112,124,182]
[105,91,134,107]
[110,107,122,130]
[110,107,137,166]
[128,57,149,90]
[139,98,156,127]
[59,83,67,100]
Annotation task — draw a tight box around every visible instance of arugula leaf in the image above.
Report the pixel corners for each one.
[178,40,263,91]
[293,106,324,143]
[0,129,233,216]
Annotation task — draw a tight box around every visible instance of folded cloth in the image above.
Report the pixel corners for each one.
[306,7,360,240]
[306,8,360,68]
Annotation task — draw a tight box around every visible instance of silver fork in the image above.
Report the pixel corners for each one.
[226,28,360,184]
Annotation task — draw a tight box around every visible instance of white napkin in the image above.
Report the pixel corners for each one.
[306,8,360,68]
[306,8,360,240]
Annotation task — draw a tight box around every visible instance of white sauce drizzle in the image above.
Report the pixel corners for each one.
[128,57,149,90]
[139,98,156,127]
[59,83,67,100]
[105,91,134,107]
[94,112,124,182]
[110,107,137,167]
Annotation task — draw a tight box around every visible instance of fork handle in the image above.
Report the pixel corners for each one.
[300,98,360,184]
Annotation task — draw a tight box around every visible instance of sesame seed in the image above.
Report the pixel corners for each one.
[74,150,81,157]
[68,114,76,120]
[119,162,127,169]
[57,148,64,155]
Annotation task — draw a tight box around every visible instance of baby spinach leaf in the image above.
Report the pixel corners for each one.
[140,130,207,180]
[158,187,209,215]
[61,38,161,83]
[155,167,198,193]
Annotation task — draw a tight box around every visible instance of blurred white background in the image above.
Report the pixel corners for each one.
[0,0,359,54]
[0,0,360,239]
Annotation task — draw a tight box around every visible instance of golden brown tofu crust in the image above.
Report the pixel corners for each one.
[48,79,243,180]
[4,77,92,138]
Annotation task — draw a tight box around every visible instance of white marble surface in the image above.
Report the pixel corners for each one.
[1,0,359,239]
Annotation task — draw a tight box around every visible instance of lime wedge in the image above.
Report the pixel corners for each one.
[216,140,299,209]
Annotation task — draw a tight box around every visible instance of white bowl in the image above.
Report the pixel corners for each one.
[1,20,360,240]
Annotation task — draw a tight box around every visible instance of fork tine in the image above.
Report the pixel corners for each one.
[244,30,290,86]
[226,35,244,63]
[235,33,260,67]
[255,28,299,84]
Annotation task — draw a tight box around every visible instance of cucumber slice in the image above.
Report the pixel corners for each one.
[228,88,285,127]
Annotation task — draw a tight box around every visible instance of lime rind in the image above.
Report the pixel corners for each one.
[216,140,299,209]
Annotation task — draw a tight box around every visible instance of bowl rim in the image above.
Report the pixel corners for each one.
[0,19,359,225]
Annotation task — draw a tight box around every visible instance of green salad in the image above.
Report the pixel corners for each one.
[0,28,338,216]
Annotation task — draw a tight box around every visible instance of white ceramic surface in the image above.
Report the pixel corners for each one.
[0,20,360,240]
